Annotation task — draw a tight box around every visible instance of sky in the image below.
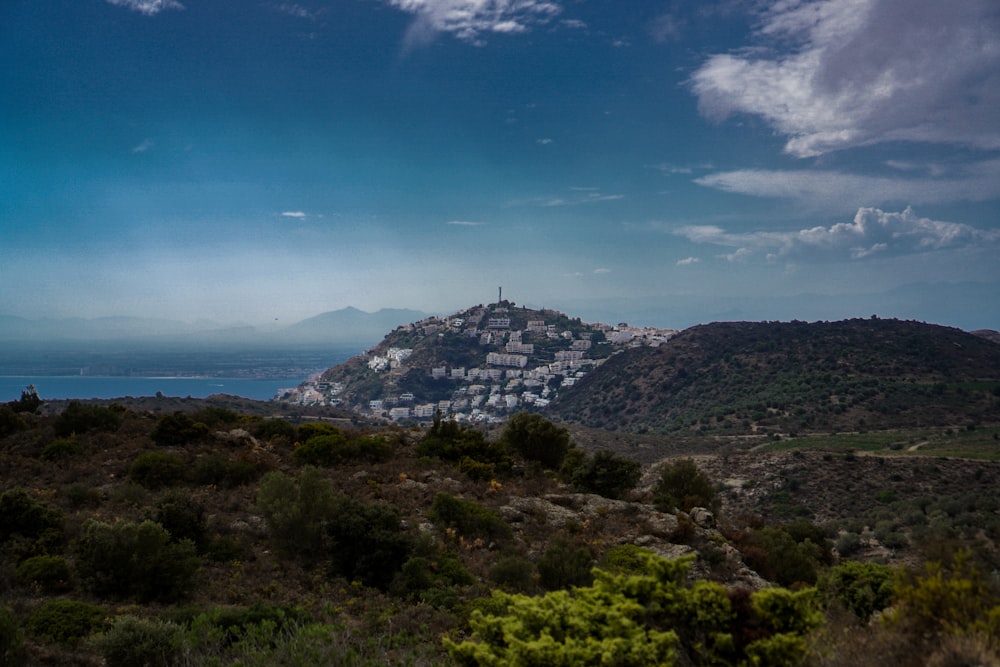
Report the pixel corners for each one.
[1,0,999,331]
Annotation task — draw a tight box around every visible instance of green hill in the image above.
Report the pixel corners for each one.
[545,318,1000,435]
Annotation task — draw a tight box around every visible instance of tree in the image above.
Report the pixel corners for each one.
[502,412,571,469]
[570,450,642,499]
[653,458,720,514]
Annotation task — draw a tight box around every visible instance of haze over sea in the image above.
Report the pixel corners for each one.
[0,376,295,402]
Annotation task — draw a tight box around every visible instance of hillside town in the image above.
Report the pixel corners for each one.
[277,300,677,423]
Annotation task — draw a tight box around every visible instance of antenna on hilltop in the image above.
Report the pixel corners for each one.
[498,286,502,304]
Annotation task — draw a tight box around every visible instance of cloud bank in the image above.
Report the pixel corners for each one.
[691,0,1000,157]
[676,207,1000,262]
[106,0,184,16]
[387,0,561,46]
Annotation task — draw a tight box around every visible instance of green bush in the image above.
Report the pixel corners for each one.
[255,418,296,442]
[192,452,263,487]
[296,421,339,441]
[293,431,352,466]
[327,494,413,590]
[0,605,24,667]
[488,556,536,592]
[25,600,104,645]
[446,553,822,667]
[653,458,720,514]
[0,487,64,552]
[569,450,642,499]
[154,492,207,551]
[39,438,84,462]
[8,387,41,414]
[151,411,209,446]
[418,416,509,468]
[256,467,337,559]
[0,406,26,438]
[502,412,571,469]
[599,544,654,574]
[129,451,186,489]
[16,555,72,593]
[352,434,392,463]
[743,526,824,587]
[536,537,594,590]
[392,539,474,606]
[91,615,182,667]
[429,493,512,542]
[76,519,200,602]
[819,560,895,621]
[53,401,120,436]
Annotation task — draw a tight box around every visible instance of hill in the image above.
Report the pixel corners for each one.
[282,301,675,421]
[545,318,1000,435]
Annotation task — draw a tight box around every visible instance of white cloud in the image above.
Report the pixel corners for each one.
[691,0,1000,157]
[676,257,700,266]
[536,138,554,145]
[106,0,183,15]
[387,0,561,46]
[131,139,154,154]
[675,207,1000,262]
[281,211,307,218]
[593,268,611,274]
[694,161,1000,206]
[446,220,484,226]
[272,3,321,20]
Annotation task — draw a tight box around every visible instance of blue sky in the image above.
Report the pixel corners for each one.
[2,0,998,330]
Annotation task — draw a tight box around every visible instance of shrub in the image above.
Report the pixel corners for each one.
[0,407,26,438]
[53,401,120,436]
[39,438,83,462]
[8,386,41,414]
[0,605,24,667]
[255,418,296,442]
[192,452,262,487]
[296,422,340,441]
[819,560,895,621]
[154,492,207,551]
[16,555,72,593]
[129,451,186,489]
[446,553,821,667]
[327,494,413,590]
[537,537,594,590]
[418,415,509,468]
[570,450,642,499]
[743,526,823,587]
[502,412,571,469]
[599,544,654,574]
[392,538,474,606]
[352,434,392,463]
[91,615,182,667]
[293,431,352,466]
[488,556,536,592]
[256,467,336,559]
[0,487,64,551]
[429,493,512,542]
[76,519,199,602]
[25,600,104,645]
[151,412,209,446]
[653,458,720,514]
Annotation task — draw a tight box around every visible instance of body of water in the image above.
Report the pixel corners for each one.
[0,376,301,402]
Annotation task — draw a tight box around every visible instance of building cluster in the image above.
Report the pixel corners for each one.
[277,305,677,423]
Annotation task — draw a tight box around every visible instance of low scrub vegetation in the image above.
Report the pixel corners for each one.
[0,396,997,666]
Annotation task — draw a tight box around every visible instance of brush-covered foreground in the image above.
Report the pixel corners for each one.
[1,393,998,666]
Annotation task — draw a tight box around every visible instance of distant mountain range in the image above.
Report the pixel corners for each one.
[0,307,429,348]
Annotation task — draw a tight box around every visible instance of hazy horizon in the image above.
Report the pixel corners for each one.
[2,1,998,329]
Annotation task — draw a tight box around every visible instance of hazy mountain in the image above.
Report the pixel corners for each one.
[274,307,429,346]
[0,307,429,348]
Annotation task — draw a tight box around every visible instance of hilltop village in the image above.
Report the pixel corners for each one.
[278,301,676,423]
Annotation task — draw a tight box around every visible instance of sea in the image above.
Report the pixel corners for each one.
[0,376,299,402]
